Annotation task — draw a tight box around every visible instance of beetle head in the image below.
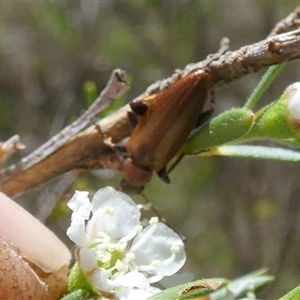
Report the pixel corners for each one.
[121,158,152,194]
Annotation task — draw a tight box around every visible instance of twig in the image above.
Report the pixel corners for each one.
[268,5,300,37]
[12,69,128,171]
[132,28,300,103]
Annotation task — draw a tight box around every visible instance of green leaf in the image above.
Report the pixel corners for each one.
[147,278,226,300]
[65,263,100,299]
[181,108,255,154]
[204,145,300,163]
[279,284,300,300]
[148,269,273,300]
[60,289,89,300]
[244,64,285,110]
[209,268,274,300]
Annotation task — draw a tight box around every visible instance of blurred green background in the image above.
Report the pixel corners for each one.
[1,1,300,298]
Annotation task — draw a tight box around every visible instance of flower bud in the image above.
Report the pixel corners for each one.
[244,82,300,146]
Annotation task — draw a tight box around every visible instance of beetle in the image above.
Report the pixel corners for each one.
[121,69,213,193]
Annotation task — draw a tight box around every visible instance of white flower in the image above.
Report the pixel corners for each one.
[287,82,300,120]
[67,187,186,299]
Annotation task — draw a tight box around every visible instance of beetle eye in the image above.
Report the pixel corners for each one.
[130,101,149,116]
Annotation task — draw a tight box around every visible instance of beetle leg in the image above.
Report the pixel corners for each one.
[103,135,128,154]
[194,89,214,128]
[157,168,171,184]
[107,140,128,153]
[95,123,128,154]
[194,108,214,128]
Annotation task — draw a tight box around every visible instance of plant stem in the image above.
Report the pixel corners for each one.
[244,64,285,109]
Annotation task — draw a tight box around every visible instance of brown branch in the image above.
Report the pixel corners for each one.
[2,19,300,197]
[17,68,129,171]
[131,28,300,103]
[0,106,132,197]
[268,5,300,37]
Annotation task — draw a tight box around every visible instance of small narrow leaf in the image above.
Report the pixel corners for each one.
[209,269,274,300]
[147,278,226,300]
[206,145,300,162]
[65,263,100,298]
[244,64,284,109]
[279,284,300,300]
[60,289,89,300]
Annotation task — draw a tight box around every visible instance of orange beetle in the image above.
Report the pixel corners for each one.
[122,70,213,193]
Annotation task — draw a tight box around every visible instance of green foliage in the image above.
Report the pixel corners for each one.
[211,145,300,163]
[148,269,273,300]
[65,263,100,299]
[148,278,226,300]
[60,289,89,300]
[245,64,285,110]
[279,284,300,300]
[181,108,255,154]
[209,269,274,300]
[242,91,300,146]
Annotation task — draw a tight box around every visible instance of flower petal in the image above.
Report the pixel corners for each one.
[87,187,141,240]
[67,191,92,246]
[114,271,150,290]
[67,191,91,219]
[287,82,300,120]
[118,288,157,300]
[115,272,159,300]
[133,222,186,277]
